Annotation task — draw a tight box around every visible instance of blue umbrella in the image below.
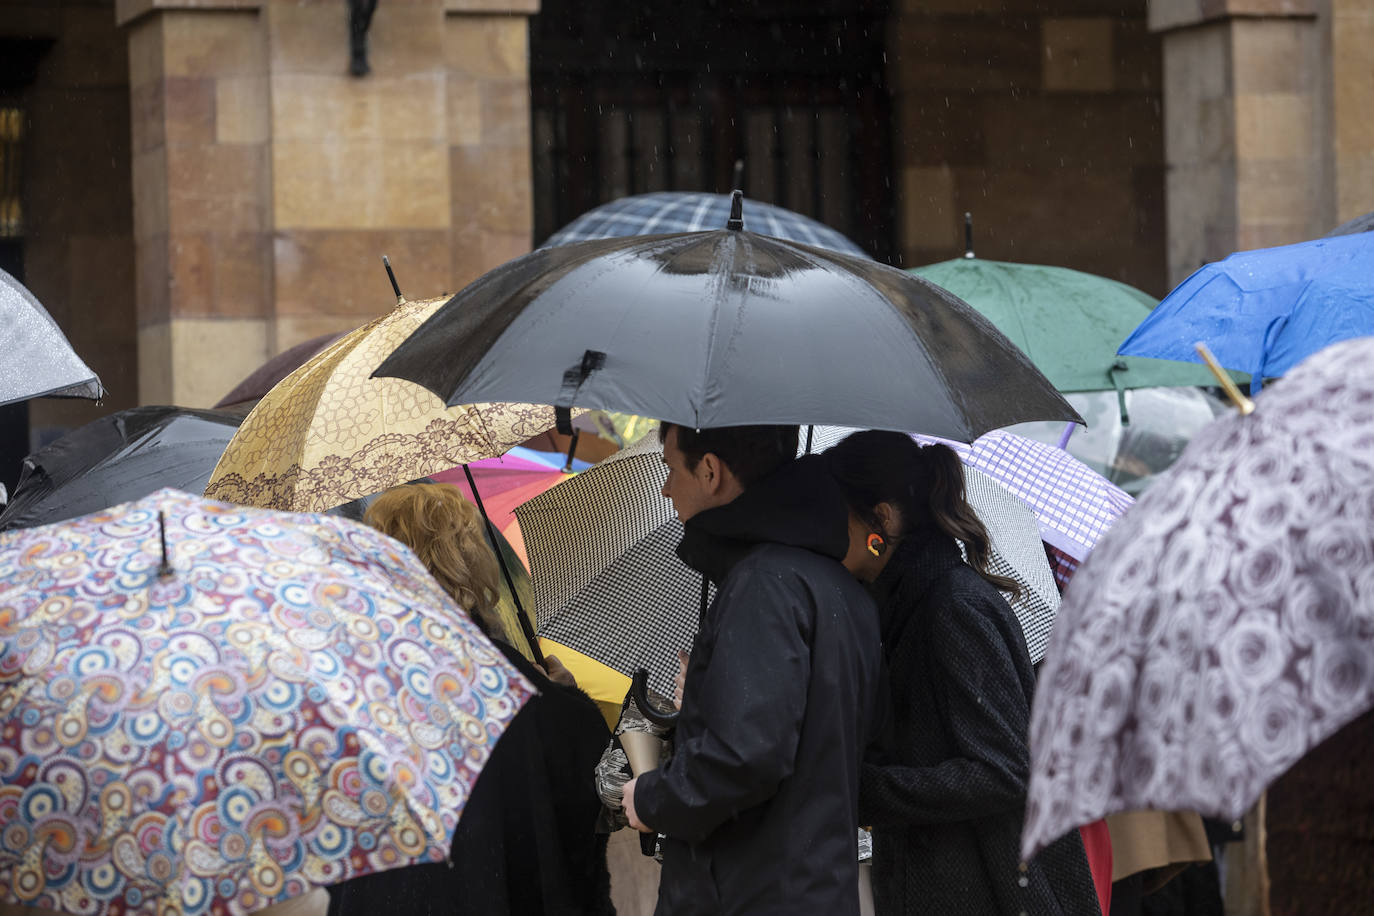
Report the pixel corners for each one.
[541,190,869,258]
[1118,232,1374,392]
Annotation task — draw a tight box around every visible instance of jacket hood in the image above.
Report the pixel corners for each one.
[677,454,851,583]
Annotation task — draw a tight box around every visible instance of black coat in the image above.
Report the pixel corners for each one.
[327,642,614,916]
[634,456,883,916]
[859,533,1098,916]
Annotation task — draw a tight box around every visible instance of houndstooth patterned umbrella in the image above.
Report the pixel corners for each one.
[541,191,869,258]
[517,428,1062,694]
[514,435,703,698]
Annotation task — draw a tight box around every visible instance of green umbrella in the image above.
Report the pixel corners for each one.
[912,257,1232,420]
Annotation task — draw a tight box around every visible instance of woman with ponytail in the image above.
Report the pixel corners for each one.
[826,431,1099,916]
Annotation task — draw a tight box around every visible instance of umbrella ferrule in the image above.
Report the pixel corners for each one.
[156,510,174,579]
[727,190,744,231]
[382,255,404,304]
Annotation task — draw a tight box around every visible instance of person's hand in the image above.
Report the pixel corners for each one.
[673,649,689,710]
[541,654,577,688]
[622,775,653,833]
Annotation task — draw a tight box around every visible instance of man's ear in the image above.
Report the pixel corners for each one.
[696,452,722,492]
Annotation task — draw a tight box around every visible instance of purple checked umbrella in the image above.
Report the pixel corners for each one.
[914,430,1134,576]
[1020,336,1374,861]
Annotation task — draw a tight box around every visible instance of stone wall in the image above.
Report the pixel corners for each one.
[127,7,272,407]
[120,0,538,407]
[887,0,1167,295]
[1,0,138,441]
[1153,0,1374,287]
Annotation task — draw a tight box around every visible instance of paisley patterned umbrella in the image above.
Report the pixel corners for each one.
[0,489,535,916]
[1021,336,1374,861]
[204,294,561,513]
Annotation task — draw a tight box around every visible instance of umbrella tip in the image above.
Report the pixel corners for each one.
[727,190,744,231]
[156,510,174,579]
[963,212,975,259]
[382,255,404,304]
[1193,342,1255,415]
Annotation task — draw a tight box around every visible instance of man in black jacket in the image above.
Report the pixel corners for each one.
[622,424,882,916]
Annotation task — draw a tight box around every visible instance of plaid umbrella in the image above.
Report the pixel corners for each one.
[915,430,1134,569]
[517,429,1063,691]
[541,191,868,258]
[1021,336,1374,861]
[0,489,534,915]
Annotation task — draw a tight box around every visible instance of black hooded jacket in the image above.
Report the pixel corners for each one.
[634,456,883,916]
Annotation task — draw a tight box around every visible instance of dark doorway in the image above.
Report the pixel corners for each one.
[530,1,894,260]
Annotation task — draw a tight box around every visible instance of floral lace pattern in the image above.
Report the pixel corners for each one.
[204,296,561,512]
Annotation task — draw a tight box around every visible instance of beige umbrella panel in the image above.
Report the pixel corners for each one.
[204,295,563,513]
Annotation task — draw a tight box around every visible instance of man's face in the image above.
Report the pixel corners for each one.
[661,426,715,522]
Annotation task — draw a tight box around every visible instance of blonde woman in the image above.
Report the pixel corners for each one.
[330,482,613,915]
[364,482,513,641]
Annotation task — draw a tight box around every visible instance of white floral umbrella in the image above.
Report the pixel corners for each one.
[1021,335,1374,861]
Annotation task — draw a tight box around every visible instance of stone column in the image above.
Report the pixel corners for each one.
[1152,0,1374,288]
[123,1,272,406]
[1329,0,1374,223]
[118,0,537,406]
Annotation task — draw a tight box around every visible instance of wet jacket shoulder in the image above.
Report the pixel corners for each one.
[634,456,882,916]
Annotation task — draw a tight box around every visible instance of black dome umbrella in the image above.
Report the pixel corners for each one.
[0,405,243,531]
[374,191,1081,442]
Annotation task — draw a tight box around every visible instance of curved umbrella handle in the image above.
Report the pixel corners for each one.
[631,667,680,728]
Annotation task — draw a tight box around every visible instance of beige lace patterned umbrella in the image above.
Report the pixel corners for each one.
[205,294,562,512]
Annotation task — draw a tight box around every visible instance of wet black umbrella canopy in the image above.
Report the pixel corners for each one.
[0,406,242,531]
[375,192,1080,441]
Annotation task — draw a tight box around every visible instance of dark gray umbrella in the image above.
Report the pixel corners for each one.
[1326,211,1373,237]
[374,193,1080,440]
[0,406,241,530]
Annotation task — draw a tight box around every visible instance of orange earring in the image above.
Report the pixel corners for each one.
[866,533,886,557]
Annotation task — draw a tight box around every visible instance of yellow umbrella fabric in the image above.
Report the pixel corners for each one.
[204,295,560,513]
[539,637,632,729]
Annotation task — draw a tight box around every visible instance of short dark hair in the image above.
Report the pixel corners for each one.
[659,423,799,488]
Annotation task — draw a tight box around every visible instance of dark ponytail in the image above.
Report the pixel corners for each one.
[826,430,1022,598]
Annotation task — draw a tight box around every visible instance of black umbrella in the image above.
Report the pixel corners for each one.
[1326,210,1373,237]
[374,192,1080,440]
[0,406,241,531]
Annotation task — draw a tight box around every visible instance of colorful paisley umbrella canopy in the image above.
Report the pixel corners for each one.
[0,489,534,915]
